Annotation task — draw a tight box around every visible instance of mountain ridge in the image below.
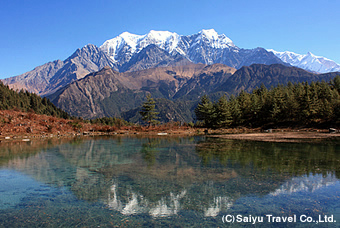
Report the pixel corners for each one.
[2,44,116,96]
[268,49,340,73]
[2,29,339,97]
[48,63,339,121]
[100,29,286,69]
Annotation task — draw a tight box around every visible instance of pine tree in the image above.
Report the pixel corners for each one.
[308,82,321,120]
[237,90,252,125]
[214,95,232,128]
[139,94,160,126]
[332,75,340,94]
[228,95,241,126]
[195,95,215,128]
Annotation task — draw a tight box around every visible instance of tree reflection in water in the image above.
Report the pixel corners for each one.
[0,136,339,226]
[196,137,340,178]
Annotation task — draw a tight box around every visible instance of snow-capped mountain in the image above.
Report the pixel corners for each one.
[101,30,182,63]
[100,29,235,61]
[101,29,340,74]
[268,49,340,73]
[100,29,283,69]
[4,29,339,97]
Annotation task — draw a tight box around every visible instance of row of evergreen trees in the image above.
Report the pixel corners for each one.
[0,81,70,119]
[89,116,130,127]
[0,80,160,127]
[2,74,340,129]
[195,76,340,128]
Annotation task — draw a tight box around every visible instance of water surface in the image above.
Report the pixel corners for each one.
[0,136,339,227]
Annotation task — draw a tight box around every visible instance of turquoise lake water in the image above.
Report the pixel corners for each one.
[0,136,339,227]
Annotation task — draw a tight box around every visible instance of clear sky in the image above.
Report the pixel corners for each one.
[0,0,339,79]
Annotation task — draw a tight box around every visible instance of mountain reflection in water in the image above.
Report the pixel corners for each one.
[0,136,339,227]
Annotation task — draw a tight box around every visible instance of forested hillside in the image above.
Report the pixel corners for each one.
[196,76,340,128]
[48,63,339,121]
[0,81,70,119]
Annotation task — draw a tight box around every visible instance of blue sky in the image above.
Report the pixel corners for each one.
[0,0,339,79]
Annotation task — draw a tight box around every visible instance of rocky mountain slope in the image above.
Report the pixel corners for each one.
[118,44,192,72]
[216,64,339,94]
[2,44,115,96]
[48,63,339,122]
[48,63,235,119]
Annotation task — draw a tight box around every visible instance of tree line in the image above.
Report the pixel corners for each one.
[0,81,70,119]
[0,80,160,127]
[89,116,130,127]
[195,76,340,129]
[2,74,340,129]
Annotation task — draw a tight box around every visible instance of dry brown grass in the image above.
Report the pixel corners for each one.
[2,109,337,142]
[0,110,197,140]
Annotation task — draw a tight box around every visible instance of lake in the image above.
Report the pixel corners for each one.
[0,135,339,227]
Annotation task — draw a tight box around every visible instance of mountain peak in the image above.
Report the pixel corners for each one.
[147,30,178,39]
[200,29,219,39]
[196,29,235,48]
[84,43,96,48]
[67,44,101,60]
[118,31,143,42]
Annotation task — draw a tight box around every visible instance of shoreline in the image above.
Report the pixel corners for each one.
[209,131,340,143]
[1,128,340,144]
[1,109,340,143]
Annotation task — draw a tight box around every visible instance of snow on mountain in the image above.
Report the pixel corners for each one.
[100,29,237,66]
[100,29,340,73]
[100,30,182,64]
[99,29,287,69]
[268,49,340,73]
[194,29,236,49]
[100,32,144,63]
[143,30,181,53]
